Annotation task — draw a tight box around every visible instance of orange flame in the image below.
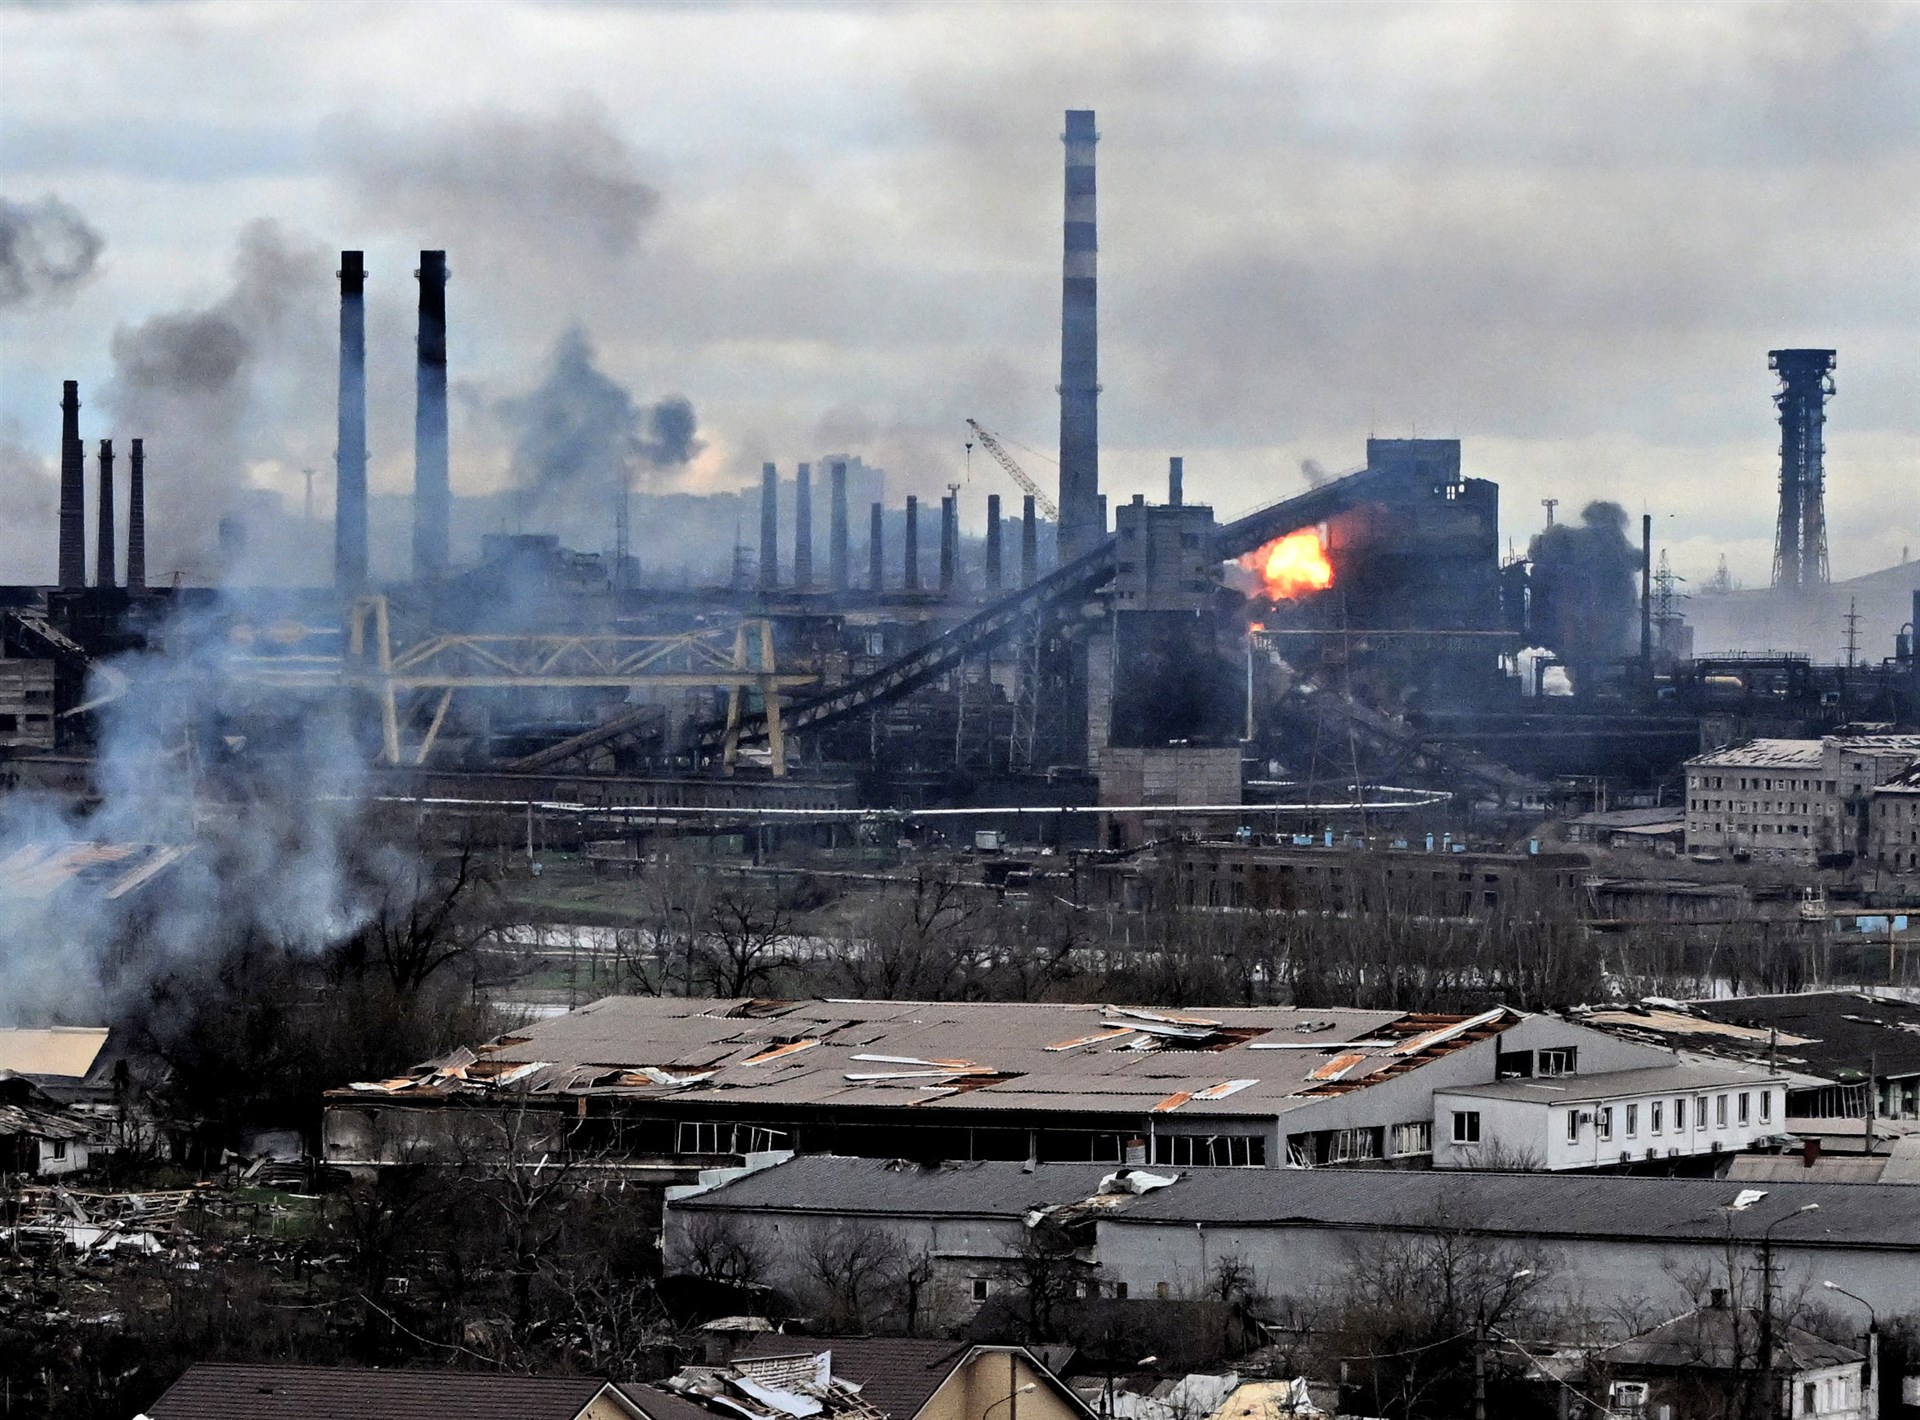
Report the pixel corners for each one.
[1244,528,1333,600]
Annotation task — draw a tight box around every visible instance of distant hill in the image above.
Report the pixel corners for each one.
[1688,559,1919,661]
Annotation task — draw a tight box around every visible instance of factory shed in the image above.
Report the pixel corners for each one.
[324,996,1678,1176]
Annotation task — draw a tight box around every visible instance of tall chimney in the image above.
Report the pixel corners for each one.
[335,251,369,591]
[1021,495,1038,586]
[794,462,813,588]
[126,439,146,590]
[829,459,849,591]
[940,493,956,593]
[1168,456,1184,507]
[869,502,885,590]
[759,463,780,590]
[1058,110,1100,560]
[58,381,85,588]
[904,495,920,591]
[412,250,450,581]
[985,493,1003,591]
[95,440,115,588]
[1641,513,1653,667]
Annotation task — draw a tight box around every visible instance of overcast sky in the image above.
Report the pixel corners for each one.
[2,0,1915,586]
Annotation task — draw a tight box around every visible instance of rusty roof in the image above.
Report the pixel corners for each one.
[336,997,1514,1118]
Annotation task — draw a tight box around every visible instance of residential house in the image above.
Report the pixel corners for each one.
[626,1338,1094,1420]
[1596,1300,1871,1420]
[0,1072,93,1177]
[136,1364,646,1420]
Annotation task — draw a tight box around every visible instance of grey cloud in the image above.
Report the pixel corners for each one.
[0,194,105,309]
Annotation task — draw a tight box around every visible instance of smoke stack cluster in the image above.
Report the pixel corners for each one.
[413,250,450,581]
[759,463,779,590]
[335,251,369,591]
[939,493,956,593]
[829,460,850,592]
[869,502,884,590]
[986,493,1003,590]
[1021,495,1038,586]
[904,495,920,591]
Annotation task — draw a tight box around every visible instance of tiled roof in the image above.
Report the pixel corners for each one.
[734,1337,972,1419]
[142,1365,627,1420]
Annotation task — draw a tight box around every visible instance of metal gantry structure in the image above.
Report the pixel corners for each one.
[233,597,815,774]
[1770,348,1836,592]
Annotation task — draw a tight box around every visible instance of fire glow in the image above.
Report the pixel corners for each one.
[1244,528,1333,600]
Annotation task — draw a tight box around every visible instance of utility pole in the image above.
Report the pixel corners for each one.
[1541,498,1558,528]
[1844,596,1861,670]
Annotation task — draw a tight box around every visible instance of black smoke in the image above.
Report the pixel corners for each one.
[0,195,104,309]
[1527,500,1639,690]
[498,325,701,520]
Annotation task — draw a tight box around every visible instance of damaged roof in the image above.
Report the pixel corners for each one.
[1578,992,1920,1084]
[671,1157,1169,1220]
[0,1026,109,1080]
[333,997,1518,1119]
[141,1365,640,1420]
[0,840,194,901]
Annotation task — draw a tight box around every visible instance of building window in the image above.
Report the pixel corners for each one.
[971,1278,992,1303]
[1112,1282,1128,1299]
[1155,1282,1171,1300]
[1804,1382,1817,1415]
[1598,1107,1614,1142]
[1759,1090,1772,1124]
[677,1121,731,1154]
[1389,1121,1432,1156]
[1625,1104,1638,1138]
[1537,1047,1578,1077]
[1738,1092,1751,1126]
[1452,1111,1481,1145]
[50,1140,67,1160]
[1566,1110,1581,1143]
[1152,1134,1267,1168]
[1650,1101,1663,1135]
[1716,1094,1729,1127]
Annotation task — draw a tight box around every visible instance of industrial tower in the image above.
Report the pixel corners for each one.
[1769,348,1836,591]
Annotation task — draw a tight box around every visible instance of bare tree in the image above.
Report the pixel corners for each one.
[794,1220,907,1331]
[683,1212,771,1288]
[694,883,793,998]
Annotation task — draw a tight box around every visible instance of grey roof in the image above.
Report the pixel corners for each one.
[1111,1168,1918,1249]
[1570,807,1685,829]
[344,996,1503,1119]
[146,1365,628,1420]
[677,1156,1919,1250]
[1687,739,1824,769]
[671,1156,1128,1218]
[1688,991,1920,1081]
[1435,1062,1782,1104]
[1604,1307,1861,1372]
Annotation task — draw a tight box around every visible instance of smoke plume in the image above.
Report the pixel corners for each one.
[0,195,105,309]
[1527,499,1639,689]
[0,603,402,1024]
[497,325,701,532]
[107,220,330,580]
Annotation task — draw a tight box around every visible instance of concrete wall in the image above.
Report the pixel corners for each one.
[1097,1219,1920,1325]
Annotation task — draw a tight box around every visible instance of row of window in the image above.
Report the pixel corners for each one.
[1449,1090,1775,1149]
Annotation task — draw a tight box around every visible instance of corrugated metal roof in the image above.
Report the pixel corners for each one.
[1687,739,1825,768]
[349,997,1448,1118]
[1436,1061,1782,1104]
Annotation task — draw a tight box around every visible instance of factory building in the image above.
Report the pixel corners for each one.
[1684,734,1920,863]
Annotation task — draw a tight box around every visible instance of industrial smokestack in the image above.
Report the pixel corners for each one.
[412,250,450,581]
[829,459,849,591]
[1021,495,1037,586]
[58,381,84,588]
[904,495,920,591]
[126,439,146,590]
[1641,513,1653,667]
[1770,349,1836,592]
[759,463,779,590]
[1058,109,1100,560]
[794,462,814,588]
[986,493,1003,591]
[869,502,885,589]
[95,440,115,588]
[1168,456,1184,507]
[940,493,956,593]
[335,251,369,591]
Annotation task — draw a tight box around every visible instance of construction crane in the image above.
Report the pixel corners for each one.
[965,419,1058,521]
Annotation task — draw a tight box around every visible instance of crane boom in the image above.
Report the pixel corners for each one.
[966,419,1058,521]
